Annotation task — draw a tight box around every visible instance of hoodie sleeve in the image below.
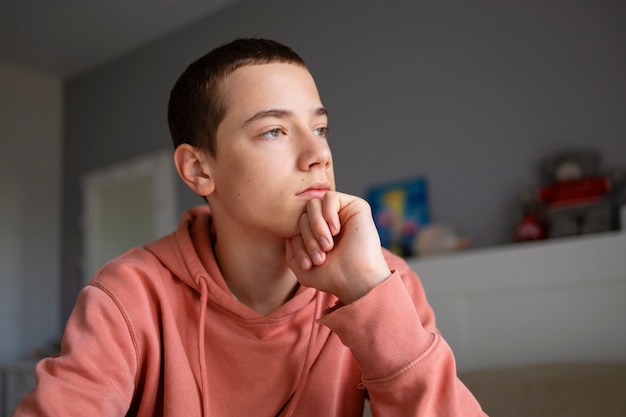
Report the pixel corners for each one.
[12,283,137,416]
[318,254,487,417]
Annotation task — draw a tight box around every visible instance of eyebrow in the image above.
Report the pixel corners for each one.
[242,107,328,127]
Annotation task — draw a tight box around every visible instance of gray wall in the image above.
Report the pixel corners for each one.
[0,61,63,365]
[62,0,626,318]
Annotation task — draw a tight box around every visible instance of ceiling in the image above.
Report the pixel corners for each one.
[0,0,242,79]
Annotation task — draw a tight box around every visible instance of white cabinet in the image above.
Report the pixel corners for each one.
[408,230,626,371]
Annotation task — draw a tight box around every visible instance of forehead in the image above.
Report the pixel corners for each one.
[219,62,322,118]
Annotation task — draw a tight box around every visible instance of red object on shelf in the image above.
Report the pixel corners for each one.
[538,176,610,210]
[514,212,547,241]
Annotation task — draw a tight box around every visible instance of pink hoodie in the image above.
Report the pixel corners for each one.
[14,206,486,416]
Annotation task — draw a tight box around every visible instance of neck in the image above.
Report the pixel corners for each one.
[213,232,299,316]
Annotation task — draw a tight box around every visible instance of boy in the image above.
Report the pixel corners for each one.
[14,38,486,416]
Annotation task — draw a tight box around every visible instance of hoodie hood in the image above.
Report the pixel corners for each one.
[145,205,221,295]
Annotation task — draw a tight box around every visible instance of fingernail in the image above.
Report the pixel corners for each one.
[299,256,311,269]
[319,236,331,250]
[311,250,323,265]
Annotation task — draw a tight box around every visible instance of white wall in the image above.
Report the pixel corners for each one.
[0,61,63,366]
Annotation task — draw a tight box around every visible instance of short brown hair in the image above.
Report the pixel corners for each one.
[167,38,306,156]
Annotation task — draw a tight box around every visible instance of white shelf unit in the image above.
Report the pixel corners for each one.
[407,230,626,372]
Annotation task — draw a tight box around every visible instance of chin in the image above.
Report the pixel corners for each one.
[279,218,302,240]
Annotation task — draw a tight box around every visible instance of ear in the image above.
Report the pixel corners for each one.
[173,144,216,196]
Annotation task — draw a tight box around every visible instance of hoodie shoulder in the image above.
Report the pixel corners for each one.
[90,246,172,295]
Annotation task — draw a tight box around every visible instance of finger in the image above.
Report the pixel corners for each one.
[322,192,342,236]
[305,198,334,251]
[298,210,327,266]
[286,235,313,271]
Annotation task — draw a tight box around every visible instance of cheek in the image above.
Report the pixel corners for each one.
[222,146,296,193]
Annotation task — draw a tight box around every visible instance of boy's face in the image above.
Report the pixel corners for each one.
[206,62,335,239]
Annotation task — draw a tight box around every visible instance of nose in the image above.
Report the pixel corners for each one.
[297,130,332,171]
